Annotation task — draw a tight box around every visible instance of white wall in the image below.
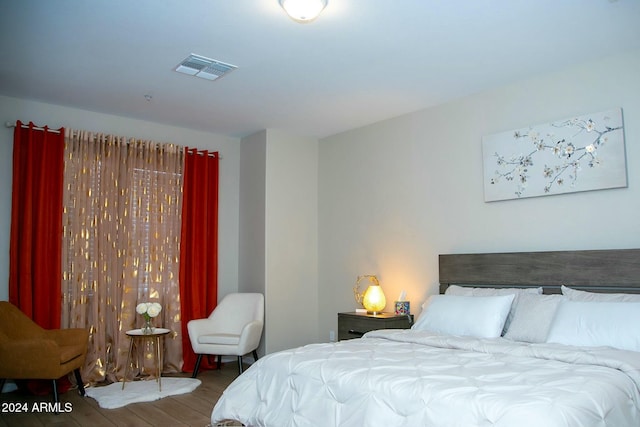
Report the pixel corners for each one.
[264,130,319,352]
[318,49,640,340]
[239,130,267,297]
[0,95,241,302]
[238,130,267,355]
[239,129,319,353]
[3,49,639,352]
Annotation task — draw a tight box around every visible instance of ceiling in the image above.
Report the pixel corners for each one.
[1,0,639,140]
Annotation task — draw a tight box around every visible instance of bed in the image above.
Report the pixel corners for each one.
[211,249,640,427]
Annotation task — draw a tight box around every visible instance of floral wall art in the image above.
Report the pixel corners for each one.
[482,108,627,202]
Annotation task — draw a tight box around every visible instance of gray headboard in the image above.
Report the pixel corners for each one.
[439,249,640,295]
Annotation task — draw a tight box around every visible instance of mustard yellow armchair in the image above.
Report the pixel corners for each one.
[0,301,89,406]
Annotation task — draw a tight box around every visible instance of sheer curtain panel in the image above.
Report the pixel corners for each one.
[61,130,184,383]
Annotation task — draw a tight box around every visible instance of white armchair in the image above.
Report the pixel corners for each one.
[187,293,264,376]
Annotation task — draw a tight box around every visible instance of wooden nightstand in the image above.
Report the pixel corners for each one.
[338,312,414,341]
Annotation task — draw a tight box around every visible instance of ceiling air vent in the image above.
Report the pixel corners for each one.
[174,54,237,81]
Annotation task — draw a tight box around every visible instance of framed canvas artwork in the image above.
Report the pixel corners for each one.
[482,108,627,202]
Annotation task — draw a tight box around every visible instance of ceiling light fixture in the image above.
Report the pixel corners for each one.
[279,0,328,23]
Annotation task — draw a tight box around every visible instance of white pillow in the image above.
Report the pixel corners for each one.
[412,294,515,338]
[503,293,562,343]
[562,285,640,302]
[546,300,640,352]
[445,285,543,333]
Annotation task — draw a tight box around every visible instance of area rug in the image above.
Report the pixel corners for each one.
[85,377,201,409]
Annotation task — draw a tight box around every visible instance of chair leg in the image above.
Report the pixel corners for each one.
[192,354,203,378]
[216,355,222,370]
[237,356,243,374]
[52,379,59,415]
[253,350,259,361]
[74,369,85,397]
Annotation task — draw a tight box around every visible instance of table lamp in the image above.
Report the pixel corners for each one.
[354,275,387,314]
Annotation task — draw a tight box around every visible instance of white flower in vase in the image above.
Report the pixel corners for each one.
[136,302,162,334]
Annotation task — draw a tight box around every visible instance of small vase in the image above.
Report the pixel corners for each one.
[142,318,154,335]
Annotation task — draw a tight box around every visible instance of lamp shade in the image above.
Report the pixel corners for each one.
[279,0,328,23]
[362,284,386,314]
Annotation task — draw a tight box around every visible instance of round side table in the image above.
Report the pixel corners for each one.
[122,328,171,391]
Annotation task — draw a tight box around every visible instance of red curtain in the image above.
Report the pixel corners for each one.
[9,121,65,329]
[179,148,219,372]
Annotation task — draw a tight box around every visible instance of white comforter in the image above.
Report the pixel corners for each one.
[211,329,640,427]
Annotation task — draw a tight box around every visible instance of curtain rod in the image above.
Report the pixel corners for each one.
[6,121,222,159]
[5,121,62,134]
[186,148,223,159]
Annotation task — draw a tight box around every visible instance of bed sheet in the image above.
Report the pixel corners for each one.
[211,329,640,427]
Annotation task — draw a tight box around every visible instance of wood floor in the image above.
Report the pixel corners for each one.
[0,364,241,427]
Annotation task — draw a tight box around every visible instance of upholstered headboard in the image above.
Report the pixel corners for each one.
[439,249,640,295]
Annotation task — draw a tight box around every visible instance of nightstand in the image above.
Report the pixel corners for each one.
[338,312,413,341]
